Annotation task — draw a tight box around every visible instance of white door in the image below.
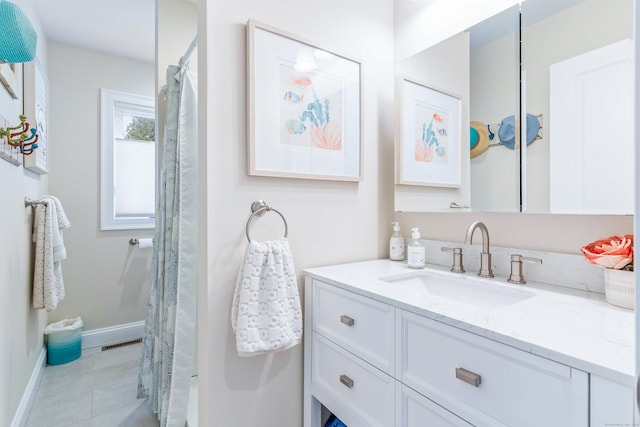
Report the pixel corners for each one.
[549,39,634,214]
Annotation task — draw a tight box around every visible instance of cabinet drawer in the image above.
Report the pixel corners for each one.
[398,384,472,427]
[399,310,588,427]
[312,333,395,427]
[313,280,395,374]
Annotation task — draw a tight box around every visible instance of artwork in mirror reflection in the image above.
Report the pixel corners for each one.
[397,77,461,187]
[393,5,519,213]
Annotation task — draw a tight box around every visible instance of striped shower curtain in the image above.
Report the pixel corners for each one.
[138,65,198,427]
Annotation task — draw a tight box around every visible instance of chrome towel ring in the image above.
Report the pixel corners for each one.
[245,200,288,242]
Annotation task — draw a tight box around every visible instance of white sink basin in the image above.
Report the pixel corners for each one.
[380,271,535,309]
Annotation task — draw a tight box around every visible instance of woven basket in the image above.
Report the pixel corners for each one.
[0,0,37,63]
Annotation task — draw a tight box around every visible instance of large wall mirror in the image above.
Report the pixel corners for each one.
[394,0,634,215]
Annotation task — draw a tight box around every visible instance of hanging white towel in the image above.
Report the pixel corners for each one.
[32,196,70,311]
[231,238,302,356]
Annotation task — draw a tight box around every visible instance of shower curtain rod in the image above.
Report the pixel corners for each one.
[179,35,198,67]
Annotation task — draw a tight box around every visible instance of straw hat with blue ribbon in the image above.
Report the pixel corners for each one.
[0,0,37,64]
[470,121,490,158]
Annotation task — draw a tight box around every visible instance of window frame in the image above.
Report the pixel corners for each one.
[100,88,156,231]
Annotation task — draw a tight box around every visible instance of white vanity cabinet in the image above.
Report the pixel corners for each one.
[304,274,634,427]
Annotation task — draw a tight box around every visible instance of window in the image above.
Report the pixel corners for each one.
[100,88,155,230]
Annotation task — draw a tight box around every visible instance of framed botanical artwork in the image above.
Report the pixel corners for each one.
[247,20,362,181]
[396,76,462,187]
[23,57,48,174]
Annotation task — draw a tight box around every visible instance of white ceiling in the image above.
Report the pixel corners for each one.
[33,0,156,63]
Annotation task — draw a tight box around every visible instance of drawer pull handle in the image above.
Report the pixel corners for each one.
[340,315,355,327]
[340,374,354,389]
[456,367,481,387]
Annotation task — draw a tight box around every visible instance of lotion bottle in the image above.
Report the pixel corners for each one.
[407,228,425,269]
[389,222,405,261]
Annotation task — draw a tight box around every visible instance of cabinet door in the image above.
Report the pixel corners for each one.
[590,375,635,426]
[399,310,589,426]
[398,384,472,427]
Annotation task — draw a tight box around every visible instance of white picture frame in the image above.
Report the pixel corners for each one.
[247,20,362,181]
[396,76,462,187]
[23,57,48,174]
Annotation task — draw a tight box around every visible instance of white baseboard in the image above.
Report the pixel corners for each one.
[11,345,46,427]
[81,321,145,349]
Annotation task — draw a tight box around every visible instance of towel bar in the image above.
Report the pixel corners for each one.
[24,197,48,207]
[245,200,288,242]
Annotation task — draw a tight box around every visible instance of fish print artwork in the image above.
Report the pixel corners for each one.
[280,64,343,151]
[285,119,306,134]
[283,91,304,104]
[414,105,449,164]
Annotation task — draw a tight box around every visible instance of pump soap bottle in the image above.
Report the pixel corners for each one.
[407,228,426,269]
[389,222,405,261]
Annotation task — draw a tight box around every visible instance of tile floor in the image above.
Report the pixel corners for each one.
[26,343,160,427]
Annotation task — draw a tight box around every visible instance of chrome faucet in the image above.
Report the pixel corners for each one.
[464,221,494,278]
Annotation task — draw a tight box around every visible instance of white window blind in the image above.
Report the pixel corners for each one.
[114,138,155,217]
[100,88,155,230]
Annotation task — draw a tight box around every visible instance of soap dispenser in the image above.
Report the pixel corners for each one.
[407,228,425,269]
[390,222,405,261]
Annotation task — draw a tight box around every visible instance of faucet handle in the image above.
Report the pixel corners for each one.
[508,254,542,284]
[441,246,465,273]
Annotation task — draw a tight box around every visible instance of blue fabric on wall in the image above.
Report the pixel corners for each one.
[325,415,348,427]
[498,114,540,149]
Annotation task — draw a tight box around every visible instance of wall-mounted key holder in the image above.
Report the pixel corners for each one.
[20,128,38,155]
[0,114,39,165]
[0,115,23,165]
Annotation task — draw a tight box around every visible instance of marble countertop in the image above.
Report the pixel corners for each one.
[304,259,635,386]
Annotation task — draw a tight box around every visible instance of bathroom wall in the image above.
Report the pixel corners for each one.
[200,0,394,424]
[470,30,519,211]
[46,41,155,330]
[0,0,48,422]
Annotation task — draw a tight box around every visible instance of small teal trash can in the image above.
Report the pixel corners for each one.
[44,317,83,365]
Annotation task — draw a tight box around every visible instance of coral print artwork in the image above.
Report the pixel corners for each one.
[280,65,343,151]
[415,104,449,165]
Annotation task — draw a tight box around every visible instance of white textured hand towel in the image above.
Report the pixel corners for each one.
[32,196,70,311]
[231,238,302,356]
